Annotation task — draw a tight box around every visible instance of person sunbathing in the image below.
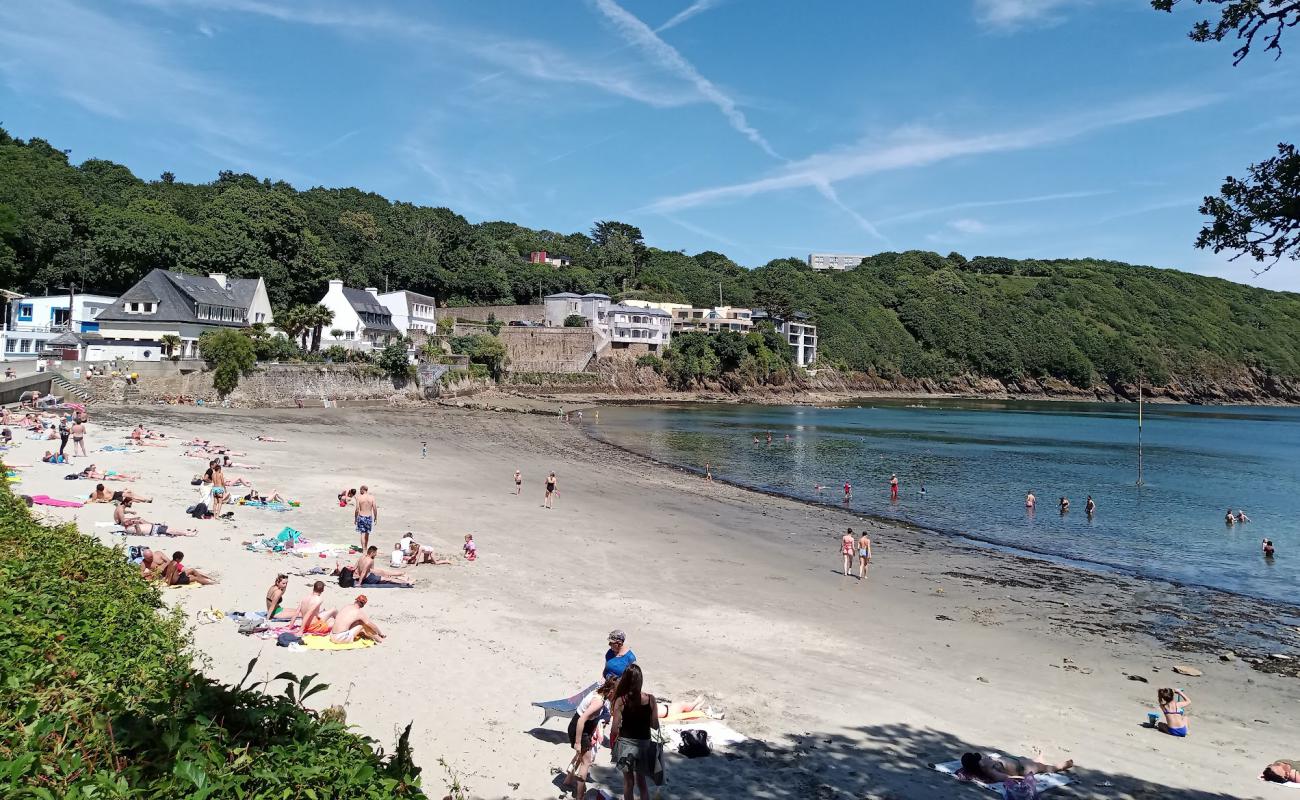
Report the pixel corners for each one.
[1263,760,1300,783]
[255,435,285,442]
[657,695,706,718]
[88,484,153,504]
[960,752,1073,783]
[222,455,259,469]
[41,450,68,464]
[80,464,139,481]
[114,498,196,537]
[265,574,294,620]
[161,550,215,586]
[329,595,384,643]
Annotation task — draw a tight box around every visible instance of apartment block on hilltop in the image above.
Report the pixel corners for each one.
[808,252,866,271]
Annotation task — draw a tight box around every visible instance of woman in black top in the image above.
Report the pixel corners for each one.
[610,664,660,799]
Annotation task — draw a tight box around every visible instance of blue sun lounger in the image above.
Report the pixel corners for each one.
[532,682,598,726]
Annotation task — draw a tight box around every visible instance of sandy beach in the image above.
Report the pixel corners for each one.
[13,403,1300,799]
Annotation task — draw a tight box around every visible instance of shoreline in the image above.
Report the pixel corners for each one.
[23,403,1300,798]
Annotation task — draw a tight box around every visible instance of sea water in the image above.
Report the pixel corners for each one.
[585,400,1300,604]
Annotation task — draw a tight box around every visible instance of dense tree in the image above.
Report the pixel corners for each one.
[199,328,256,395]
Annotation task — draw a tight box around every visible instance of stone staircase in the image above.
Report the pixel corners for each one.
[51,373,96,404]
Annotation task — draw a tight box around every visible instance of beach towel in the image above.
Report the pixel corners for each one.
[533,682,599,726]
[660,718,749,750]
[932,755,1074,799]
[29,494,84,508]
[99,445,138,452]
[303,635,375,651]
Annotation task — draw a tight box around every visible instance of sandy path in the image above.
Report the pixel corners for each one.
[13,404,1298,799]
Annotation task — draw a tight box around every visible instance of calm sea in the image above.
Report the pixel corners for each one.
[585,400,1300,604]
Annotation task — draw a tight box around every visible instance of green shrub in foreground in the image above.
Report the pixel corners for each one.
[0,477,425,799]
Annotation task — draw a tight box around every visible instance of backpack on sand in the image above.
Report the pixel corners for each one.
[1003,775,1038,800]
[338,566,355,588]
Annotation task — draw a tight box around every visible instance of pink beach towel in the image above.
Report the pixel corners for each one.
[29,494,84,508]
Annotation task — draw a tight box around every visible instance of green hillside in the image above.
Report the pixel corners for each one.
[3,128,1299,390]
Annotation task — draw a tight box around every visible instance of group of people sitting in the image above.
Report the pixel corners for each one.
[131,547,216,585]
[261,575,385,644]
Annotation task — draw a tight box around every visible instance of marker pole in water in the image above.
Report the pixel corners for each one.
[1137,376,1145,486]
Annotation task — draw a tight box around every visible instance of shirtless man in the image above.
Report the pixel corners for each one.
[88,484,152,504]
[293,581,335,635]
[114,498,195,537]
[265,574,293,620]
[135,547,170,580]
[330,595,385,643]
[70,419,87,457]
[1025,491,1036,510]
[355,545,410,586]
[1085,495,1096,516]
[355,485,378,551]
[514,469,522,496]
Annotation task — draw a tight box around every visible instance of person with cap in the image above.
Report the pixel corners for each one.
[604,630,636,680]
[329,595,385,644]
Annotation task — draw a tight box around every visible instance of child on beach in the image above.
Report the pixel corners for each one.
[463,533,477,561]
[1152,687,1191,736]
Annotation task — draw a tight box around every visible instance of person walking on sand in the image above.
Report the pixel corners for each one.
[544,472,557,509]
[57,418,70,458]
[1025,491,1036,510]
[841,529,855,576]
[857,530,873,580]
[889,473,899,501]
[610,664,661,800]
[355,485,377,551]
[514,469,522,495]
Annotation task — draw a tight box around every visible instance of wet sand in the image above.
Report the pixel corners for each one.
[17,404,1300,799]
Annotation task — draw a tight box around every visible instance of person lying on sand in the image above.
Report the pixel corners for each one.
[242,488,288,504]
[960,752,1073,783]
[292,581,336,635]
[265,574,295,620]
[1263,760,1300,783]
[88,483,153,503]
[114,498,196,537]
[355,546,411,586]
[657,695,706,718]
[222,455,259,469]
[330,595,384,643]
[41,450,68,464]
[254,435,285,442]
[161,551,215,585]
[80,464,139,482]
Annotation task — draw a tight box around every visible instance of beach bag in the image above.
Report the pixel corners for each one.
[64,473,79,480]
[651,741,665,786]
[1003,775,1038,800]
[678,729,711,758]
[276,632,303,647]
[188,502,209,519]
[338,566,355,588]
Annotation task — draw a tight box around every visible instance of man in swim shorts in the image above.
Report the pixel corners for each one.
[330,595,385,643]
[292,580,335,634]
[354,485,378,550]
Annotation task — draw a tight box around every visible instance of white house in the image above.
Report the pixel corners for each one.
[91,270,273,362]
[754,310,818,367]
[2,292,116,361]
[377,289,438,334]
[543,293,611,327]
[317,280,399,350]
[605,304,671,352]
[529,251,572,268]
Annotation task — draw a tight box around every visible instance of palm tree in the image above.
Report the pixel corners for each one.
[303,304,335,353]
[274,305,309,349]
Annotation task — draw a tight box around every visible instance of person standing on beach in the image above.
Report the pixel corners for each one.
[604,630,636,680]
[514,469,522,495]
[704,462,712,481]
[71,418,87,457]
[57,418,70,458]
[841,529,855,576]
[544,472,558,508]
[857,531,873,580]
[610,664,660,800]
[889,473,899,502]
[355,485,378,551]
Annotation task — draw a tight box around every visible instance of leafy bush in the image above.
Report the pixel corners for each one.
[199,328,256,396]
[324,344,350,362]
[435,317,454,336]
[485,312,503,335]
[449,334,507,380]
[376,340,413,380]
[0,477,426,798]
[253,333,303,362]
[564,314,587,328]
[635,353,665,374]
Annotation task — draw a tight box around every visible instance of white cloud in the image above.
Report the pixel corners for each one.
[876,189,1111,226]
[973,0,1080,31]
[643,92,1218,214]
[0,0,262,146]
[656,0,724,33]
[948,218,987,234]
[591,0,782,160]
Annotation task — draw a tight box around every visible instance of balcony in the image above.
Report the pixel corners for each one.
[6,322,72,333]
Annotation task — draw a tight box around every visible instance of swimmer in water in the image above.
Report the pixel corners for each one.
[1263,539,1275,558]
[1059,496,1070,513]
[1236,510,1250,523]
[1025,491,1036,510]
[1085,495,1095,516]
[1225,508,1236,526]
[919,484,926,496]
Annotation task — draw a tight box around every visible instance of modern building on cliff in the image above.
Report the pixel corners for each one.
[753,310,818,367]
[808,253,866,271]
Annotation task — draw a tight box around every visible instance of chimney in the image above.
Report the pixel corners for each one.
[365,287,380,299]
[208,273,227,289]
[328,279,344,291]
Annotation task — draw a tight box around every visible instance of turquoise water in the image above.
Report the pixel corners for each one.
[586,400,1300,604]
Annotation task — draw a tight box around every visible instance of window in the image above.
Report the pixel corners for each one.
[4,338,13,352]
[19,339,32,353]
[17,304,32,321]
[254,312,266,323]
[52,308,71,327]
[128,302,139,312]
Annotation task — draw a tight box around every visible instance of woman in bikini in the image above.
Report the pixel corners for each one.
[161,551,215,585]
[544,472,557,508]
[857,531,873,580]
[1155,687,1190,737]
[840,528,855,576]
[514,469,522,495]
[88,483,152,504]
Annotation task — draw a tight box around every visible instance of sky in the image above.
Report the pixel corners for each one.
[1,0,1297,289]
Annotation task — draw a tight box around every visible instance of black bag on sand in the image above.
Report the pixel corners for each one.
[678,729,711,758]
[188,502,209,519]
[338,566,355,588]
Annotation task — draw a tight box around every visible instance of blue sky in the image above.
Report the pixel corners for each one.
[2,0,1297,289]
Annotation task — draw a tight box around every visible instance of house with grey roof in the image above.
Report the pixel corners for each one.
[318,279,399,350]
[543,292,611,327]
[93,270,272,361]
